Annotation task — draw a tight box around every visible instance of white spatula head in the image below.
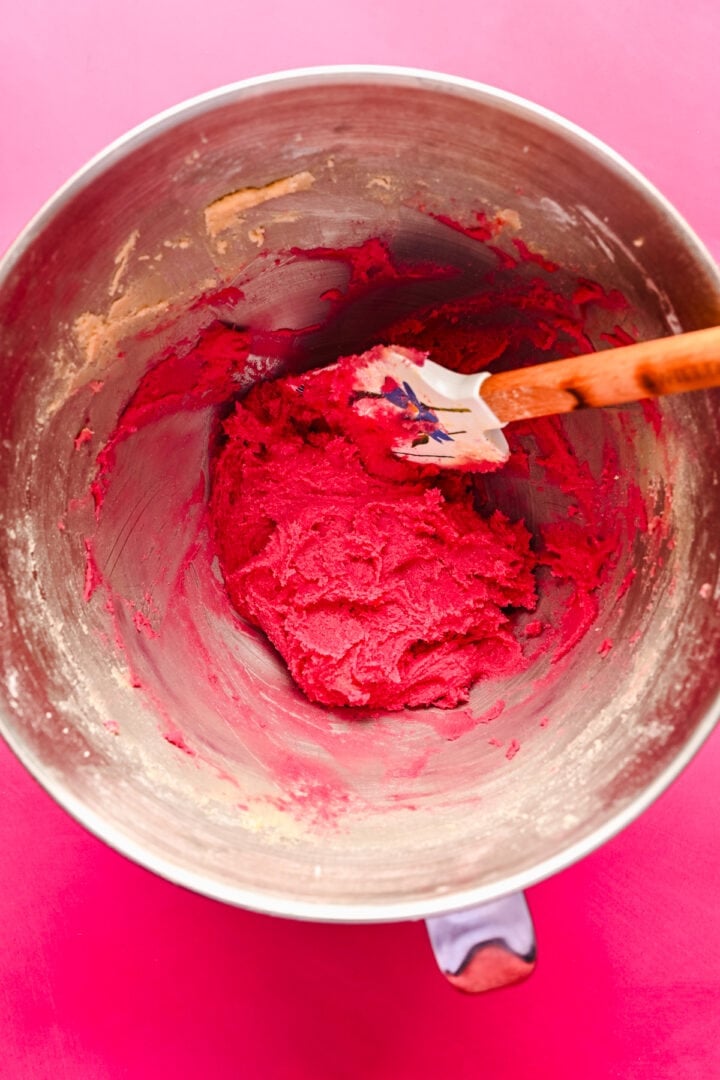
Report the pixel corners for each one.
[350,346,509,468]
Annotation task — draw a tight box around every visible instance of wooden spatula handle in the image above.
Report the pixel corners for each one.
[480,325,720,424]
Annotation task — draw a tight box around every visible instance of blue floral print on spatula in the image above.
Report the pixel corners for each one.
[383,379,454,443]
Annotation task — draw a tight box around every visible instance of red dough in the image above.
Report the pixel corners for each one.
[210,351,538,710]
[88,225,644,717]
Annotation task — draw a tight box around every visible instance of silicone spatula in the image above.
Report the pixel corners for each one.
[336,327,720,466]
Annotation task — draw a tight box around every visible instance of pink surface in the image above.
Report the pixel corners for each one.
[1,2,719,1076]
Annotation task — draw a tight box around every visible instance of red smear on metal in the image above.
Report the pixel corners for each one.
[73,426,93,449]
[505,739,521,760]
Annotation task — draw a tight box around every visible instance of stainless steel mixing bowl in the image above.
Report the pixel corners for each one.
[1,69,719,949]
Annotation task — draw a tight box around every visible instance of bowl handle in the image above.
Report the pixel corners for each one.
[425,891,536,993]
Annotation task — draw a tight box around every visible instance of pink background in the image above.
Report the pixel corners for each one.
[1,2,719,1076]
